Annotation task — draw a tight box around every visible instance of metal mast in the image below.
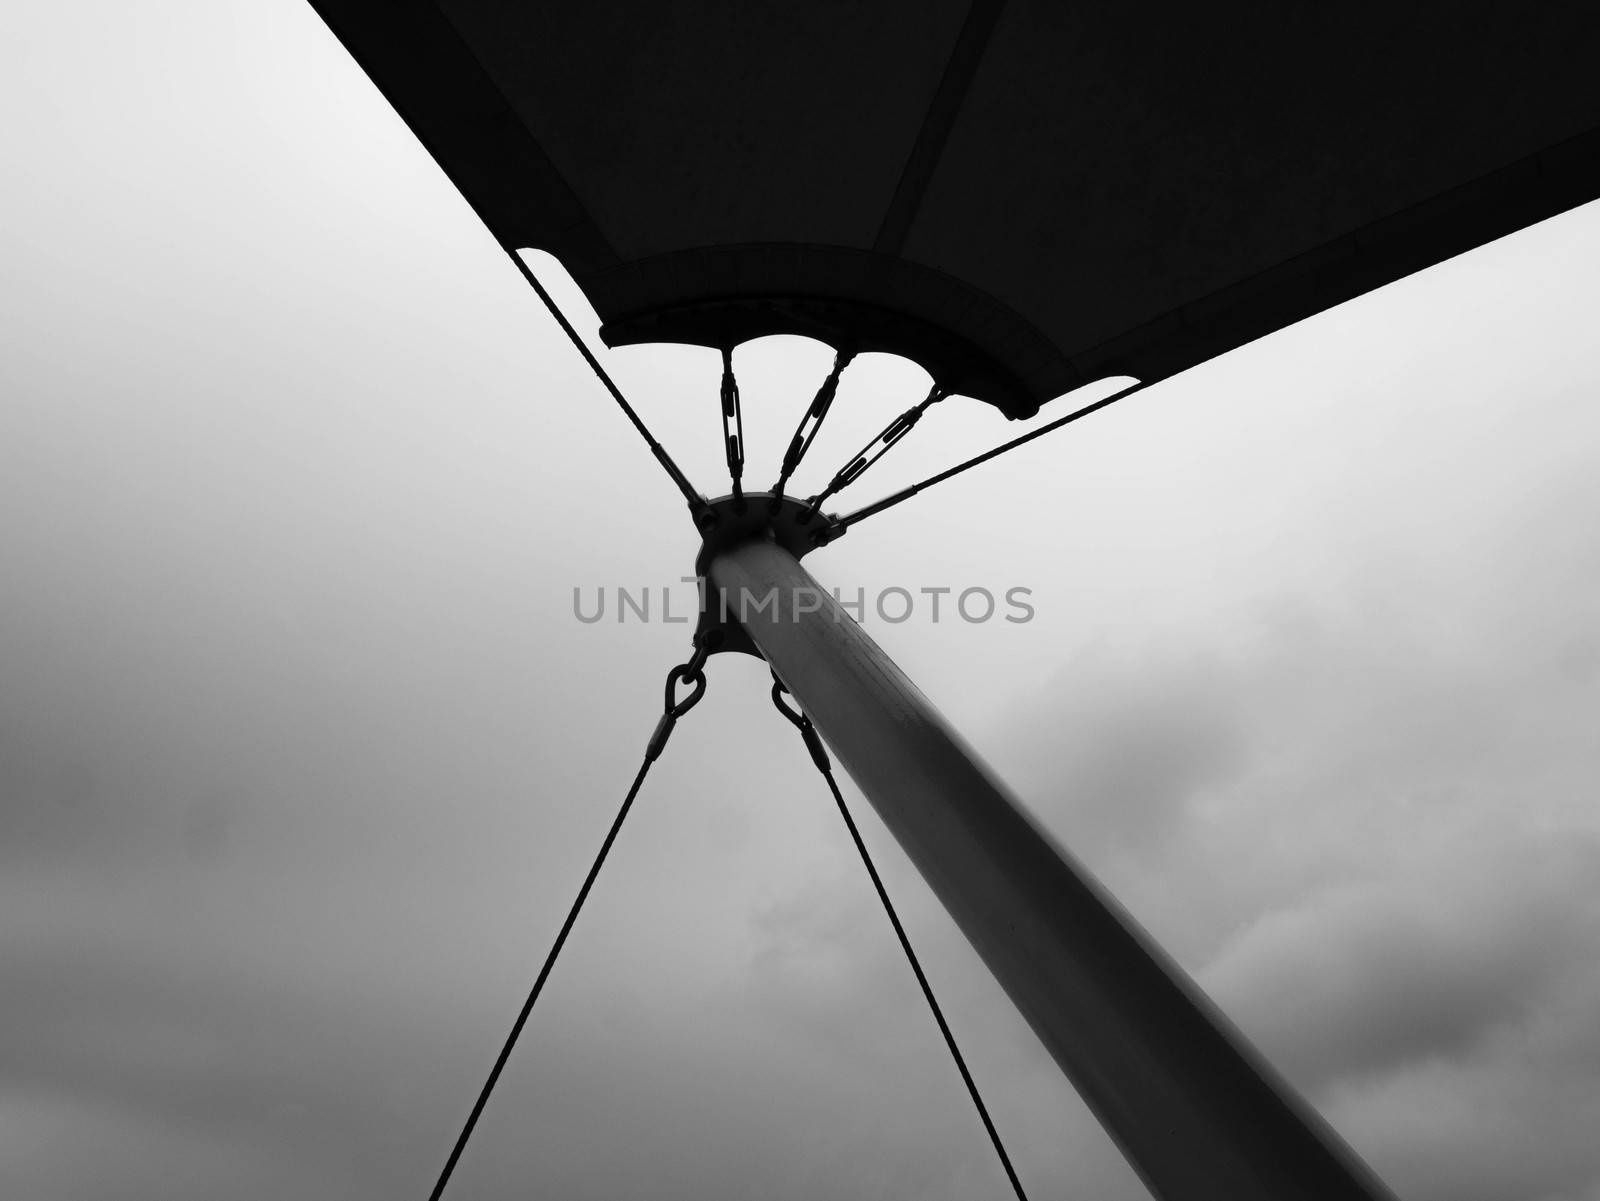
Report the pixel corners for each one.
[711,536,1398,1201]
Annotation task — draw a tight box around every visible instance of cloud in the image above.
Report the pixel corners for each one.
[1207,831,1600,1092]
[1325,958,1600,1201]
[5,5,1600,1199]
[1005,646,1248,859]
[987,452,1600,1199]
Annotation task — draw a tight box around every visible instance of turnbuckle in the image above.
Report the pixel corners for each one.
[802,383,948,521]
[719,346,745,507]
[772,348,856,511]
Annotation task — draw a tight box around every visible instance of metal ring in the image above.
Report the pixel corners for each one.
[769,676,807,730]
[665,665,707,718]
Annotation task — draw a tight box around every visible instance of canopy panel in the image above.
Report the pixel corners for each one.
[310,0,1600,417]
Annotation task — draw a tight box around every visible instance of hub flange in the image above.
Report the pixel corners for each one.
[691,492,841,658]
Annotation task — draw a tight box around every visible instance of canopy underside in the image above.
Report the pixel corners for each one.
[309,0,1600,417]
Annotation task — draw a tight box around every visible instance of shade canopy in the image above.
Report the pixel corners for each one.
[310,0,1600,418]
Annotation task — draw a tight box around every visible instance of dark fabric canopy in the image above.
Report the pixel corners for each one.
[310,0,1600,417]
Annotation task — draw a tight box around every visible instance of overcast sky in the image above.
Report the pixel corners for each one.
[5,4,1600,1200]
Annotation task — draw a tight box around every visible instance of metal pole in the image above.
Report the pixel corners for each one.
[710,538,1397,1201]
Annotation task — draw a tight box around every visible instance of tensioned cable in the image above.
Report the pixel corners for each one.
[718,346,746,506]
[824,380,1149,536]
[771,348,855,510]
[499,244,704,509]
[426,644,711,1201]
[769,676,1032,1201]
[802,383,948,521]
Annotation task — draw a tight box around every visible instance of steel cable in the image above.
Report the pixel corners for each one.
[426,644,710,1199]
[770,676,1032,1201]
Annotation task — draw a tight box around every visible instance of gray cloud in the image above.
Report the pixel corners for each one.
[989,439,1600,1197]
[6,4,1600,1200]
[1208,832,1600,1090]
